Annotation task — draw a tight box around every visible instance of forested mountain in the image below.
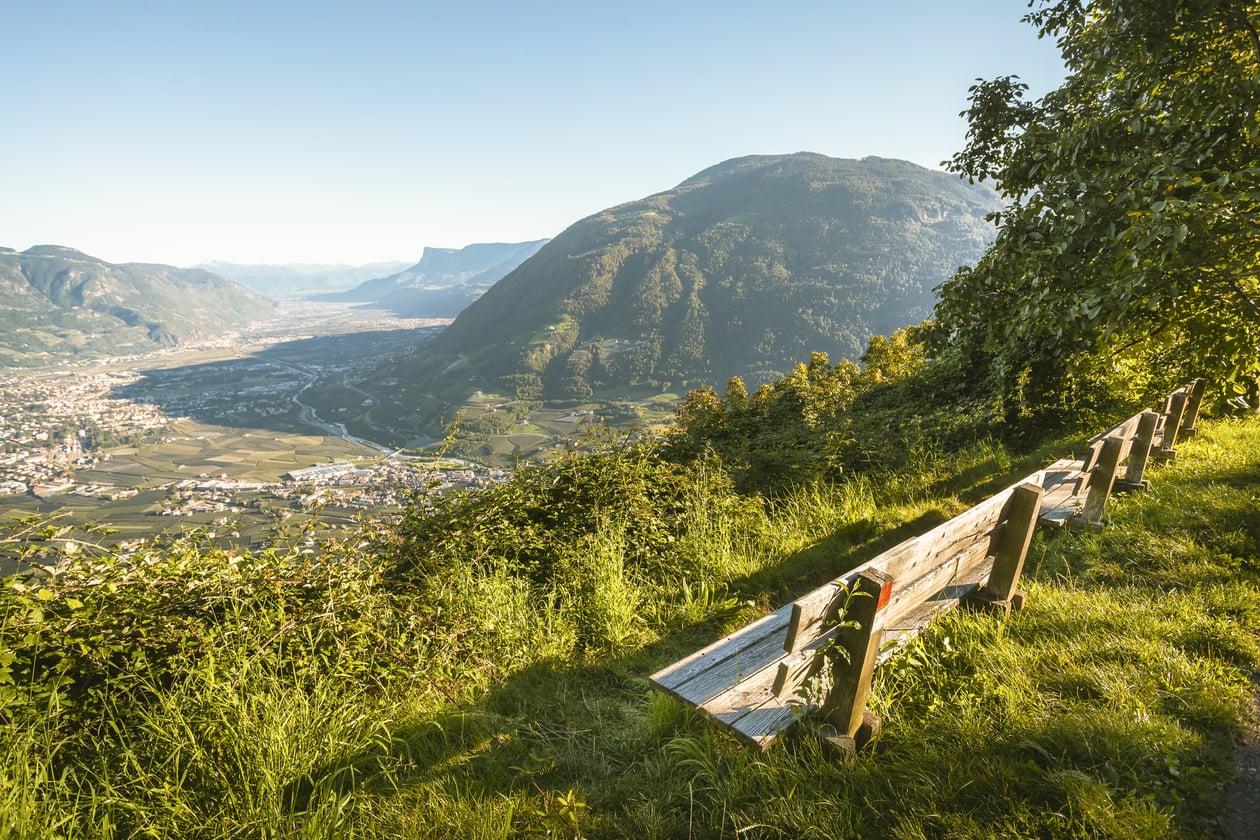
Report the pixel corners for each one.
[379,153,1001,403]
[0,246,275,366]
[324,240,548,317]
[195,260,412,298]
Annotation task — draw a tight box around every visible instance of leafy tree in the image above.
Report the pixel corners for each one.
[667,352,860,491]
[860,323,929,384]
[935,0,1260,403]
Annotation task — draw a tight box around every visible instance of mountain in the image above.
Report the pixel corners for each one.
[195,260,413,298]
[371,154,1001,409]
[324,240,548,317]
[0,246,275,366]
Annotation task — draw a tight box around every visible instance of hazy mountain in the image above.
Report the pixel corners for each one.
[324,240,548,317]
[0,246,275,366]
[195,260,413,298]
[371,154,1001,410]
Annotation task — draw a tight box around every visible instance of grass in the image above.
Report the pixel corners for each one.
[1,417,1257,837]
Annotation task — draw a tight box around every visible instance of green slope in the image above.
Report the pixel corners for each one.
[0,245,275,365]
[379,153,1000,409]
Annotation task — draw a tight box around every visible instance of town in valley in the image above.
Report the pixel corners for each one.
[0,304,514,547]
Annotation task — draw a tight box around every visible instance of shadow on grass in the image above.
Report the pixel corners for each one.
[278,499,993,832]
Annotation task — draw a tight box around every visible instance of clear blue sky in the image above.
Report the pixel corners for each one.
[2,1,1065,267]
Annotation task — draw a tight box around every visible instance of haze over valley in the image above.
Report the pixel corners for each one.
[0,1,1067,547]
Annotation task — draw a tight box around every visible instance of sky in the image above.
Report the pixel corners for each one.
[2,1,1067,268]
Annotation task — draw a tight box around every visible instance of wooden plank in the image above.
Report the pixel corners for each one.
[879,538,993,630]
[1088,411,1143,447]
[649,607,791,702]
[1039,506,1079,529]
[773,627,839,700]
[1040,459,1085,527]
[725,705,799,751]
[701,626,842,749]
[877,582,984,663]
[981,482,1044,602]
[1077,435,1125,527]
[1117,409,1159,490]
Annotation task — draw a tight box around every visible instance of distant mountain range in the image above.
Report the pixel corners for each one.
[319,240,549,317]
[0,246,274,366]
[365,153,1001,415]
[195,260,413,298]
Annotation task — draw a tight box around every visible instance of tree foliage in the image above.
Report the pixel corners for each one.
[935,0,1260,402]
[666,351,861,491]
[659,333,973,493]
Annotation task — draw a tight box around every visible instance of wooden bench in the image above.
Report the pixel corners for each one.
[649,473,1045,752]
[1038,379,1206,532]
[1152,378,1206,459]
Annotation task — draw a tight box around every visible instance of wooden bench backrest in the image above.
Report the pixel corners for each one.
[650,470,1046,750]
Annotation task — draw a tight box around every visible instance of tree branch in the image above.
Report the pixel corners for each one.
[1215,269,1260,324]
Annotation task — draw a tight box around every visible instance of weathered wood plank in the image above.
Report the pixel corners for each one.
[878,580,988,662]
[1089,411,1143,447]
[1117,409,1160,491]
[880,539,993,630]
[1040,459,1085,528]
[1078,435,1126,527]
[650,607,791,702]
[703,626,843,749]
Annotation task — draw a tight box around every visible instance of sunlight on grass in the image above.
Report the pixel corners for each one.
[1,416,1256,837]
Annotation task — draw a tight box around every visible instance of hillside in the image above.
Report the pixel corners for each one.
[3,395,1255,836]
[379,154,1000,406]
[323,240,548,317]
[0,246,275,365]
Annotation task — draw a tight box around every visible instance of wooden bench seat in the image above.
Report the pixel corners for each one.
[651,473,1045,751]
[1038,379,1205,532]
[651,380,1207,753]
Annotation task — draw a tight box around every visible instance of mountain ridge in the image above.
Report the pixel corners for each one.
[373,153,1000,413]
[196,259,414,298]
[0,246,275,365]
[324,240,548,317]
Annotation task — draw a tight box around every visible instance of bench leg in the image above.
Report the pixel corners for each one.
[966,482,1043,614]
[1153,391,1189,462]
[1115,410,1159,493]
[820,570,889,742]
[1070,435,1125,531]
[814,711,883,757]
[1180,378,1206,439]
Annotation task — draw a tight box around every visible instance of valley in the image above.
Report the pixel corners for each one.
[1,294,691,548]
[0,302,531,545]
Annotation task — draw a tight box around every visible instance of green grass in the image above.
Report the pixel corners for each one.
[1,417,1256,837]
